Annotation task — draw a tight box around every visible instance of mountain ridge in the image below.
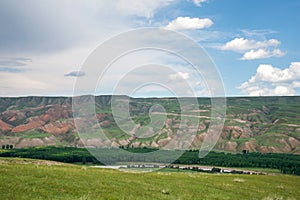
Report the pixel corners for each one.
[0,96,299,154]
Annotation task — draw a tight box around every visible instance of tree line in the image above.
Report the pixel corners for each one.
[174,150,300,175]
[1,144,14,149]
[0,147,299,175]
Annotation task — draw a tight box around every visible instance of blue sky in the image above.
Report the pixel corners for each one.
[0,0,299,97]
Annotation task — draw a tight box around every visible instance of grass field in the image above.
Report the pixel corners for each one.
[0,158,299,200]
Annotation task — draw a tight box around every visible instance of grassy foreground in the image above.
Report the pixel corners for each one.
[0,158,299,200]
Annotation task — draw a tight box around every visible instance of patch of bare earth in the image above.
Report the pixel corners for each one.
[0,119,13,131]
[0,158,63,166]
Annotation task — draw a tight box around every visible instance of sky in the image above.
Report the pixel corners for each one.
[0,0,299,97]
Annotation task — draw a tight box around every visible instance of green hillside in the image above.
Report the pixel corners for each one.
[0,158,299,200]
[0,96,299,154]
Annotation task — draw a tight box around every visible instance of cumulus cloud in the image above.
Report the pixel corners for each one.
[238,62,300,96]
[239,85,295,96]
[165,17,213,31]
[192,0,207,7]
[241,49,285,60]
[221,38,280,52]
[220,37,285,60]
[249,63,300,83]
[168,72,190,81]
[116,0,175,18]
[64,71,86,77]
[293,81,300,88]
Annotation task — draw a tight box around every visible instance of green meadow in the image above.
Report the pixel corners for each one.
[0,158,299,200]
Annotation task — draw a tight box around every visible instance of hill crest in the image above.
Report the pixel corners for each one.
[0,96,299,154]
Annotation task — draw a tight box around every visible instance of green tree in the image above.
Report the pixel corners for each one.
[82,157,86,165]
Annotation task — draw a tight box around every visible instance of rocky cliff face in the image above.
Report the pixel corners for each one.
[0,96,299,154]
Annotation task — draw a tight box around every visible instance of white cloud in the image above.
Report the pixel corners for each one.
[250,63,300,83]
[238,84,295,96]
[241,85,295,96]
[220,37,285,60]
[274,85,295,96]
[238,62,300,96]
[165,17,213,31]
[293,81,300,88]
[116,0,175,18]
[168,72,190,81]
[241,49,285,60]
[192,0,207,7]
[221,38,280,52]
